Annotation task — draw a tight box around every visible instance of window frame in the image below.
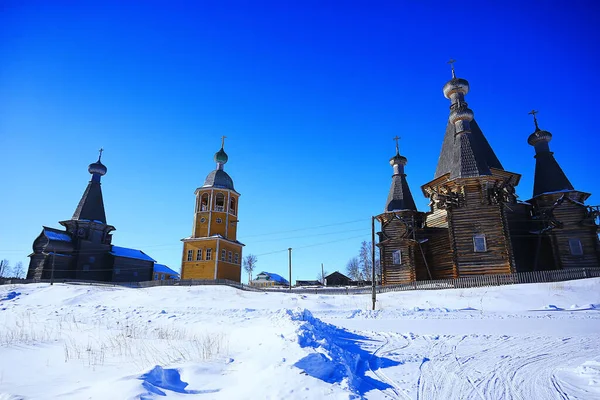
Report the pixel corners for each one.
[206,248,212,260]
[221,249,226,261]
[473,234,487,252]
[569,238,583,256]
[392,250,401,265]
[196,249,203,261]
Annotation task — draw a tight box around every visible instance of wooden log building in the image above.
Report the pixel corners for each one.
[376,66,600,284]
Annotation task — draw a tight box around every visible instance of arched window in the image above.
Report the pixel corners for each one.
[200,193,209,211]
[229,197,236,215]
[215,193,225,212]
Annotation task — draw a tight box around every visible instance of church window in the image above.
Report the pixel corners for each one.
[221,249,226,261]
[392,250,401,265]
[201,193,209,211]
[215,193,225,212]
[133,271,138,277]
[206,248,212,260]
[216,218,222,224]
[228,251,232,262]
[114,268,120,275]
[569,238,583,255]
[196,249,203,261]
[200,217,206,223]
[187,249,193,261]
[234,253,239,264]
[473,234,487,252]
[88,256,95,263]
[154,273,158,280]
[230,198,236,215]
[83,265,90,271]
[161,274,165,280]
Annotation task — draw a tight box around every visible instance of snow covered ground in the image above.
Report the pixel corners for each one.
[0,279,599,399]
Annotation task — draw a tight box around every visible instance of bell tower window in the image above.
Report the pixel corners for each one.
[200,193,209,211]
[215,193,225,212]
[187,249,193,261]
[229,197,237,215]
[206,248,212,260]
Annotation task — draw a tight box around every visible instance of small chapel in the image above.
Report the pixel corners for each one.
[180,139,244,281]
[27,151,166,282]
[376,63,600,284]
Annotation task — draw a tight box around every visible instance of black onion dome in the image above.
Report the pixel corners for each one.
[389,154,407,167]
[88,160,107,176]
[528,128,553,147]
[203,169,235,190]
[214,148,228,164]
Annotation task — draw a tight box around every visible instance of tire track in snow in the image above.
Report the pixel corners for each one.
[367,332,412,400]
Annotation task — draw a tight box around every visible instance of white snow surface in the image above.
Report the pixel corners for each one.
[1,279,599,399]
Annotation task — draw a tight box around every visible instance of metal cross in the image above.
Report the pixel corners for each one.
[528,109,539,130]
[98,147,104,161]
[447,58,456,78]
[393,135,401,155]
[221,135,227,148]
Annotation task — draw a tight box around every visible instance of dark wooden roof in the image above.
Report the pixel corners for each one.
[72,180,107,223]
[386,172,417,212]
[434,120,503,180]
[532,150,574,198]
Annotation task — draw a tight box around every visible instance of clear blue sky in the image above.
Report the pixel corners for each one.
[1,1,598,281]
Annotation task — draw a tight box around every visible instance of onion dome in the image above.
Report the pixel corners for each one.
[214,147,228,165]
[390,153,407,167]
[443,77,470,99]
[449,103,475,125]
[88,160,107,176]
[527,129,552,146]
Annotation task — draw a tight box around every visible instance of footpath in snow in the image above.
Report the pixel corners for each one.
[0,278,599,399]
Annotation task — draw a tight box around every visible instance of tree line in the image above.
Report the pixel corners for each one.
[0,259,26,279]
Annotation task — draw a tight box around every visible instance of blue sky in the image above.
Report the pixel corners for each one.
[1,1,598,281]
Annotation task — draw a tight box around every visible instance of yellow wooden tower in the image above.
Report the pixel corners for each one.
[180,138,243,281]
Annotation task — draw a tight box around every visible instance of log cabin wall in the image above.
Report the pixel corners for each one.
[446,179,514,276]
[505,202,536,272]
[377,212,420,285]
[423,227,454,279]
[534,193,600,269]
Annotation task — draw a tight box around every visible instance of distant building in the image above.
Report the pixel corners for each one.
[180,139,244,281]
[153,264,180,281]
[376,65,600,285]
[27,151,165,282]
[324,271,351,286]
[252,271,289,287]
[295,280,322,287]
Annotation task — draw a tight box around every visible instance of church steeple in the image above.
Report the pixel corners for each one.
[434,60,503,180]
[385,136,417,212]
[72,149,108,224]
[527,110,574,197]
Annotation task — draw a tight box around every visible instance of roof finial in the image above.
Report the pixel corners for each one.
[393,135,401,155]
[447,58,456,78]
[528,109,540,131]
[98,147,104,162]
[221,135,227,149]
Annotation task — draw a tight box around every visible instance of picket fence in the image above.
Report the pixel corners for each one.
[2,267,599,295]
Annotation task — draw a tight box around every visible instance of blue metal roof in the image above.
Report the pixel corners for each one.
[154,264,179,277]
[110,246,156,262]
[256,271,289,285]
[44,229,72,242]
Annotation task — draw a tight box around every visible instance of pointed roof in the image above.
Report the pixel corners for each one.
[527,114,574,197]
[386,161,417,212]
[72,151,108,224]
[72,180,107,223]
[434,119,503,180]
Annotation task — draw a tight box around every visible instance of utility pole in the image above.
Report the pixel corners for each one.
[288,248,292,291]
[371,216,376,310]
[321,263,324,285]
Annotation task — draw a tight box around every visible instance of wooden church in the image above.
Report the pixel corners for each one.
[180,139,244,282]
[27,151,161,282]
[376,65,600,284]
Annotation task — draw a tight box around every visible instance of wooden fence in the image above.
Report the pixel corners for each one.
[2,267,600,295]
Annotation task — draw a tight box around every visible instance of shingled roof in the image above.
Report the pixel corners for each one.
[386,168,417,212]
[434,119,503,180]
[72,180,107,224]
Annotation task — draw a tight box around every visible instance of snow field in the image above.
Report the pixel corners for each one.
[0,280,599,399]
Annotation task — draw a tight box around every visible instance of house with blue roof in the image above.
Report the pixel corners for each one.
[27,152,169,283]
[251,271,289,288]
[153,264,180,281]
